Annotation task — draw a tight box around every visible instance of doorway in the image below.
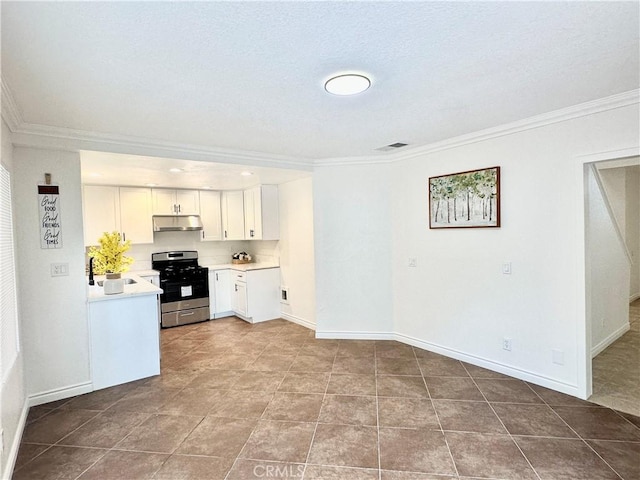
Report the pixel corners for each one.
[585,157,639,415]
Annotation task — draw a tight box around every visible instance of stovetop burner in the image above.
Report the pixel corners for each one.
[151,251,208,282]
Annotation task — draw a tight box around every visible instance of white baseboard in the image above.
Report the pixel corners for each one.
[591,323,630,358]
[394,332,581,397]
[630,293,640,303]
[28,381,93,407]
[280,313,316,331]
[315,330,581,398]
[1,399,29,480]
[315,330,395,340]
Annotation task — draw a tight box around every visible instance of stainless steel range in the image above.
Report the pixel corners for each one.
[151,251,209,328]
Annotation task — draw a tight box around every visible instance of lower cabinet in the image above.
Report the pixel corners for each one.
[88,294,160,390]
[232,278,248,317]
[208,269,233,318]
[231,268,280,323]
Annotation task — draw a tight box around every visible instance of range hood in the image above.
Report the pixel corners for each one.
[153,215,203,232]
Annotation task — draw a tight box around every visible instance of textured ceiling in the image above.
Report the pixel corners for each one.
[2,1,639,162]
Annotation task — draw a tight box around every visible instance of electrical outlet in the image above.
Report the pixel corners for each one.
[51,262,69,277]
[502,262,512,275]
[408,257,417,267]
[502,337,512,351]
[552,349,564,365]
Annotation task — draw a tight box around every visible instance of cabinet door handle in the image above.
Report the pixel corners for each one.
[250,229,254,237]
[122,232,126,242]
[180,311,195,317]
[178,204,181,213]
[235,284,238,292]
[224,230,227,238]
[216,273,218,281]
[202,231,205,239]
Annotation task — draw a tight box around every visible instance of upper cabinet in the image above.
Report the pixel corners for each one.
[244,185,279,240]
[152,189,200,215]
[119,187,154,244]
[83,185,120,246]
[83,186,153,246]
[199,190,222,241]
[221,190,245,240]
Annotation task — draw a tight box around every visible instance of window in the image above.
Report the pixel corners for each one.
[1,162,19,381]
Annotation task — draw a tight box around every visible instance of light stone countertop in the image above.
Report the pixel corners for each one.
[202,262,280,272]
[86,272,163,303]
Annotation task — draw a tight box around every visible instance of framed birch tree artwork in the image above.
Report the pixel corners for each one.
[429,166,500,229]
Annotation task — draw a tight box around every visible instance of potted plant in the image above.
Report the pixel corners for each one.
[88,231,134,276]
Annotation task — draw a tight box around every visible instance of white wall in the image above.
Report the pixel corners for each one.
[587,167,630,355]
[1,120,27,479]
[382,103,639,396]
[626,167,640,300]
[278,177,316,328]
[314,163,393,336]
[13,147,91,404]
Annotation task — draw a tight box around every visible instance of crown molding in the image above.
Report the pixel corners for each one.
[3,85,638,169]
[1,77,23,131]
[9,122,314,170]
[314,89,640,167]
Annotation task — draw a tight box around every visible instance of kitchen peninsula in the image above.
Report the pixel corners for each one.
[86,272,163,390]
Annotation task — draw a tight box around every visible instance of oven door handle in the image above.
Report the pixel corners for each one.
[179,311,195,317]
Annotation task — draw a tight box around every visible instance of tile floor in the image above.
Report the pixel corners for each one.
[13,317,640,480]
[590,299,640,416]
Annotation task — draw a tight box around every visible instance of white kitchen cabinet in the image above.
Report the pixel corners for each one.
[231,267,280,323]
[152,188,200,215]
[83,185,153,245]
[243,185,279,240]
[139,273,160,287]
[221,190,245,240]
[83,185,120,246]
[199,190,222,241]
[232,275,248,317]
[207,268,233,319]
[214,269,232,315]
[119,187,154,244]
[88,294,160,390]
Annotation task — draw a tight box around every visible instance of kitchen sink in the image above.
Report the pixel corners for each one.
[97,278,137,287]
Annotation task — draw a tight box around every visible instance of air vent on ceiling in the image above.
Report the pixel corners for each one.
[376,142,409,152]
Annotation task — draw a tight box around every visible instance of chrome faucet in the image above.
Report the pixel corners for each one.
[88,257,95,285]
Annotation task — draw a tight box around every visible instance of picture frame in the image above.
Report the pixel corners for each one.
[429,166,500,229]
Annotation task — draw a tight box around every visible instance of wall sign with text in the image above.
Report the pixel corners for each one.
[38,184,62,249]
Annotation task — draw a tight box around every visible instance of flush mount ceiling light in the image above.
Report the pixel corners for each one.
[240,171,253,176]
[324,74,371,96]
[169,168,183,173]
[145,183,159,187]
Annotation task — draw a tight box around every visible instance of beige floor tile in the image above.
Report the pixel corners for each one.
[176,416,257,457]
[240,420,316,463]
[263,392,324,422]
[76,450,168,480]
[153,454,234,480]
[308,423,378,469]
[115,414,202,453]
[318,395,378,426]
[379,428,455,475]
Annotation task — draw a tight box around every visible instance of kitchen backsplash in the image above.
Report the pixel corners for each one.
[86,231,280,271]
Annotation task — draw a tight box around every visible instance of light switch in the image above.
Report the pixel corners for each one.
[51,263,69,277]
[502,262,512,275]
[408,257,417,267]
